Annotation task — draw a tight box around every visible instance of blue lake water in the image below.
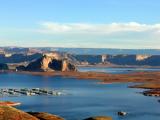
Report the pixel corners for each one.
[78,67,160,74]
[0,73,160,120]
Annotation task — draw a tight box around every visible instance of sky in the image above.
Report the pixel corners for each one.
[0,0,160,49]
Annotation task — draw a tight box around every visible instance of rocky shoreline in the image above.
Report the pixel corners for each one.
[130,83,160,97]
[0,101,112,120]
[1,70,160,89]
[0,105,64,120]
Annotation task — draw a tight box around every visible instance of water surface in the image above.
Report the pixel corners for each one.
[78,67,160,74]
[0,73,160,120]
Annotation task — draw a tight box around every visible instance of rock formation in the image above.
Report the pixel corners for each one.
[0,106,38,120]
[22,53,76,72]
[136,55,151,61]
[28,112,64,120]
[0,53,42,63]
[0,105,64,120]
[74,54,160,66]
[84,116,112,120]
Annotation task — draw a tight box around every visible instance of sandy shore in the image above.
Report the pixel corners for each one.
[1,70,160,89]
[0,101,21,106]
[1,70,159,85]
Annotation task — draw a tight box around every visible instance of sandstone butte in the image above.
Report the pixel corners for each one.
[18,53,77,72]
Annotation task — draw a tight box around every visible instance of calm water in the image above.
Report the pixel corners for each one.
[0,73,160,120]
[78,67,160,74]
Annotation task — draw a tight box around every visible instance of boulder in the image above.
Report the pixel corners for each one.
[117,111,127,116]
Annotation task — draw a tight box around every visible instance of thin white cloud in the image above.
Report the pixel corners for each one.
[1,22,160,48]
[39,22,160,34]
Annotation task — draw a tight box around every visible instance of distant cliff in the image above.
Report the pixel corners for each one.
[73,54,160,66]
[1,52,160,67]
[106,55,160,66]
[0,53,42,63]
[18,53,77,72]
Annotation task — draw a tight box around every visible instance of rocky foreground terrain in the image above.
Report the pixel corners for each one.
[0,105,64,120]
[0,102,112,120]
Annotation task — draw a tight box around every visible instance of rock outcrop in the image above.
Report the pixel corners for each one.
[0,63,9,70]
[0,105,65,120]
[28,112,64,120]
[0,101,21,106]
[0,106,38,120]
[22,53,76,72]
[84,116,112,120]
[136,55,151,61]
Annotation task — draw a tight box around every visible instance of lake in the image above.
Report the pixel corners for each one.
[78,67,160,74]
[0,72,160,120]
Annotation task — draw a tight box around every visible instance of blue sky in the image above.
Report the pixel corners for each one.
[0,0,160,48]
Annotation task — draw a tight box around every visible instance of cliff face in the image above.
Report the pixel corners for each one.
[24,54,76,72]
[73,54,160,66]
[106,55,160,66]
[0,53,42,63]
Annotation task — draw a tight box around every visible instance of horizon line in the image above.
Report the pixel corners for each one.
[0,46,160,50]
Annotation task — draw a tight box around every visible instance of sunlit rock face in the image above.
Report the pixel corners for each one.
[136,55,151,61]
[25,53,77,72]
[61,59,76,71]
[0,106,38,120]
[41,54,54,70]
